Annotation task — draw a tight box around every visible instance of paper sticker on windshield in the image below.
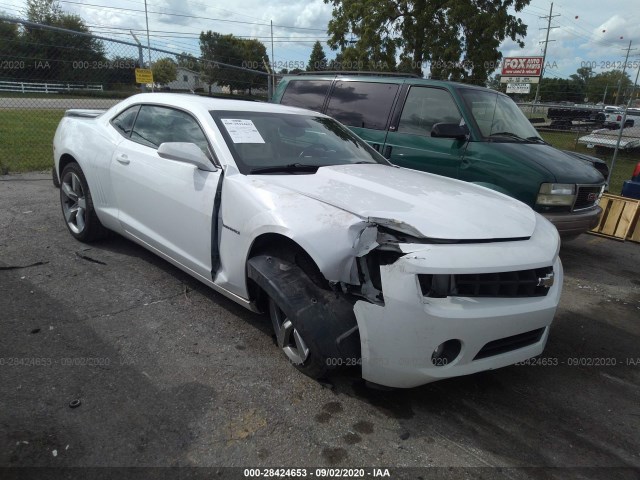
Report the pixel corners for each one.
[221,119,265,144]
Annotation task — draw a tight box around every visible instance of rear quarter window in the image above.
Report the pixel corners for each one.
[280,80,332,113]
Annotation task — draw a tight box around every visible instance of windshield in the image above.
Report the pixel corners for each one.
[459,89,543,142]
[210,110,388,174]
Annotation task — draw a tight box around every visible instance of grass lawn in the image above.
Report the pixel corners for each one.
[0,109,64,173]
[539,130,639,195]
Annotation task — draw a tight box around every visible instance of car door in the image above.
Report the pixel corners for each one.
[383,86,467,179]
[110,104,221,281]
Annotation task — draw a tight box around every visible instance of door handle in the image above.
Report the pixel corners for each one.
[116,154,130,165]
[383,146,393,159]
[372,143,381,152]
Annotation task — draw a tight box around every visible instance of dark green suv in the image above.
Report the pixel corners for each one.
[273,74,606,238]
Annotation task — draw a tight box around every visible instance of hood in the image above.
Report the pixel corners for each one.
[561,150,607,181]
[265,164,537,240]
[488,143,605,184]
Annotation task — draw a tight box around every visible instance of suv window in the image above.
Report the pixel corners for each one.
[326,81,399,130]
[131,105,210,155]
[111,105,140,137]
[280,80,331,112]
[397,87,462,136]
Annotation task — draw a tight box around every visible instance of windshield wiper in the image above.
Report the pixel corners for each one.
[488,131,527,141]
[526,136,547,144]
[249,163,320,174]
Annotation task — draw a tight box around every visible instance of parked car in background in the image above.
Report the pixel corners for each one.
[52,93,563,388]
[603,108,640,129]
[273,73,606,239]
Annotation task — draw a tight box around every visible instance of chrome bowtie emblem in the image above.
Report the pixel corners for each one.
[537,272,555,288]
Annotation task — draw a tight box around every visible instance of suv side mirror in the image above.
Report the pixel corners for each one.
[431,123,469,140]
[157,142,217,172]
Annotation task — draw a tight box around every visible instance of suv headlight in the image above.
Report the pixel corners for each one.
[536,183,576,206]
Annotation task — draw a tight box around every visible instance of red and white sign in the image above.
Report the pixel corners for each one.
[501,57,543,77]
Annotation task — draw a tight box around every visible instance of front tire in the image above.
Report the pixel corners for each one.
[268,296,328,379]
[59,162,109,242]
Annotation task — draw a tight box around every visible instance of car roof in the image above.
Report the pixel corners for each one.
[280,74,491,92]
[122,92,325,116]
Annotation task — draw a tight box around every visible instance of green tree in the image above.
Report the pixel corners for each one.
[486,74,505,92]
[106,56,140,89]
[240,38,268,94]
[569,66,593,89]
[177,52,200,72]
[325,0,530,84]
[0,17,23,79]
[307,41,328,71]
[535,78,584,103]
[586,70,632,105]
[23,0,106,83]
[152,57,178,85]
[199,31,268,95]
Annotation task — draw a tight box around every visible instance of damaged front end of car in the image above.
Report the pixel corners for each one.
[249,212,562,388]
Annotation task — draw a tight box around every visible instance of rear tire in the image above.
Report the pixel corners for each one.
[52,166,60,188]
[59,162,110,242]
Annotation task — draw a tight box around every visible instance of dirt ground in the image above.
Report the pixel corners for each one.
[1,173,639,479]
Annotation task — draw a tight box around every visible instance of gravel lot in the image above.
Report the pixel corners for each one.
[1,173,639,478]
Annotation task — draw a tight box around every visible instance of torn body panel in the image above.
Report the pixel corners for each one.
[352,218,562,388]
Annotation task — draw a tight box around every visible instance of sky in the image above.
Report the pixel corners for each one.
[1,0,639,81]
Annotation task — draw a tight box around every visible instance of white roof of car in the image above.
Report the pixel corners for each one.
[122,92,319,117]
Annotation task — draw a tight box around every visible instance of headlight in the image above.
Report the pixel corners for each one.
[536,183,576,206]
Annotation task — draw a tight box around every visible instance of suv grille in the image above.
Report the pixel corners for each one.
[418,266,553,298]
[574,185,602,210]
[474,328,545,360]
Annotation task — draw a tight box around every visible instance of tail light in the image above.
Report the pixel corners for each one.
[633,162,640,182]
[617,115,622,121]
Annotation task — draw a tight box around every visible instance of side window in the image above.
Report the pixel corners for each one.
[131,105,210,156]
[111,105,139,137]
[280,80,331,112]
[397,87,462,136]
[325,81,398,130]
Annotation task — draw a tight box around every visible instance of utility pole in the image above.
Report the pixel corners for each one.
[534,2,559,103]
[608,63,640,186]
[615,41,636,104]
[144,0,153,92]
[271,20,275,100]
[130,30,146,93]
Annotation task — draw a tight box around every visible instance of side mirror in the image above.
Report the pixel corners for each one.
[431,123,469,140]
[157,142,217,172]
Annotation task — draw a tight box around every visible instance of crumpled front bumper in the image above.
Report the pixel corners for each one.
[353,235,563,388]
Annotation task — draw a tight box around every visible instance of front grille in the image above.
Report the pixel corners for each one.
[474,328,545,360]
[574,185,603,210]
[418,266,553,298]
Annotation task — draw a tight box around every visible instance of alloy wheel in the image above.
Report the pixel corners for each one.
[269,300,310,365]
[61,171,87,234]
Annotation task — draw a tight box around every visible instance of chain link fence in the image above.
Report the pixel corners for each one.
[0,17,272,174]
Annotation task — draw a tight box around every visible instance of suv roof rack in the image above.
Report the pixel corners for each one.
[293,71,421,78]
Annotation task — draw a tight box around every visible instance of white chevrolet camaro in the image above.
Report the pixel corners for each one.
[53,93,563,388]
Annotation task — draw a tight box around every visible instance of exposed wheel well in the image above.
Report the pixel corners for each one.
[58,154,77,179]
[247,233,329,309]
